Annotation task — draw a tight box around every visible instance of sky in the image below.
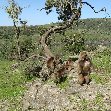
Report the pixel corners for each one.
[0,0,111,26]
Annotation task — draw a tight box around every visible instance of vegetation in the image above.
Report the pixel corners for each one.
[0,18,111,60]
[0,60,26,101]
[6,0,22,60]
[0,17,111,100]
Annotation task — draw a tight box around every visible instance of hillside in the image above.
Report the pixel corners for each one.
[0,18,111,60]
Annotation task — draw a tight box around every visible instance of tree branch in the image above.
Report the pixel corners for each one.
[82,2,110,17]
[82,2,107,13]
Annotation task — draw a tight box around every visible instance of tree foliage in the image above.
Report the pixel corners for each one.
[45,0,81,21]
[63,33,85,54]
[6,0,22,23]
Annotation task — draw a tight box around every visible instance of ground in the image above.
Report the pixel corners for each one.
[0,49,111,111]
[21,61,111,111]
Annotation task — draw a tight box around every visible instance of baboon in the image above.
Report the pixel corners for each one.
[54,64,67,84]
[56,66,66,78]
[54,58,73,84]
[65,58,73,71]
[54,54,63,69]
[47,55,63,72]
[77,51,92,85]
[47,55,73,84]
[47,57,54,68]
[47,56,55,74]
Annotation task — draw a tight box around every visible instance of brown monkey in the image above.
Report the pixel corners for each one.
[54,58,73,78]
[77,51,92,85]
[47,56,55,74]
[54,64,67,84]
[65,58,73,71]
[47,55,63,71]
[56,66,66,78]
[54,54,63,69]
[54,58,73,84]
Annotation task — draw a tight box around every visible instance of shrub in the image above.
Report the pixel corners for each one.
[62,33,85,54]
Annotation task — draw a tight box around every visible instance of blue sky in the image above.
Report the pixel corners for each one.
[0,0,111,26]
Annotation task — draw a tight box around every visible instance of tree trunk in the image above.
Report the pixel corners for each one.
[40,12,80,58]
[14,21,21,60]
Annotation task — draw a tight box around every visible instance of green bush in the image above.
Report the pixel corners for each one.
[0,40,13,60]
[62,33,85,54]
[0,35,36,60]
[19,35,35,60]
[21,57,43,80]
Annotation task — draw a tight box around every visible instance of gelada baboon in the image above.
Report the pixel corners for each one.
[54,58,73,84]
[47,56,55,74]
[54,64,67,84]
[46,55,63,74]
[65,58,73,71]
[77,51,92,85]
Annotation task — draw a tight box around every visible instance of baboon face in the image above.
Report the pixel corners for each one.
[65,58,73,71]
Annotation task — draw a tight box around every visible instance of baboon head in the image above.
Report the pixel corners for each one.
[79,51,89,61]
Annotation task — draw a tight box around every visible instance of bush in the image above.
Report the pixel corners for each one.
[19,35,35,60]
[62,33,85,54]
[22,57,43,80]
[0,35,36,60]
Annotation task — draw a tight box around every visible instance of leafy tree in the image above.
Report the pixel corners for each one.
[40,0,108,58]
[6,0,22,60]
[41,0,82,58]
[45,0,81,21]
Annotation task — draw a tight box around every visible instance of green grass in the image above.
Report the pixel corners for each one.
[90,73,108,85]
[79,93,105,111]
[91,50,111,84]
[0,60,27,100]
[92,93,105,110]
[93,55,111,74]
[80,98,89,111]
[57,77,69,89]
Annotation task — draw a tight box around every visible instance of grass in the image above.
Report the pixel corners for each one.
[57,77,69,89]
[93,93,105,111]
[90,73,108,85]
[91,50,111,84]
[0,60,27,100]
[79,93,105,111]
[93,55,111,74]
[80,98,89,111]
